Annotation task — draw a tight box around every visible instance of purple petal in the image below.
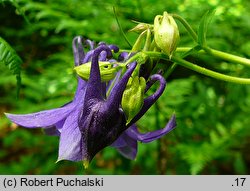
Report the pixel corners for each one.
[82,50,94,63]
[46,77,86,136]
[99,51,107,61]
[5,103,75,128]
[85,45,112,100]
[72,36,84,66]
[126,114,176,143]
[111,128,138,160]
[108,45,119,53]
[127,74,166,126]
[143,74,166,105]
[74,78,87,102]
[44,126,60,136]
[85,39,95,50]
[57,109,83,162]
[115,143,137,160]
[44,118,66,136]
[118,52,129,61]
[107,62,137,108]
[98,42,106,46]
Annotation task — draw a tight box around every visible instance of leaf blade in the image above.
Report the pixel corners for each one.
[198,9,216,47]
[0,37,22,97]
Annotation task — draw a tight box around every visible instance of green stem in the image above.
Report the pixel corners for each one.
[176,47,193,52]
[171,14,198,42]
[172,56,250,84]
[204,47,250,67]
[165,46,201,78]
[113,7,132,48]
[123,53,141,65]
[144,51,250,84]
[165,63,177,79]
[176,47,250,67]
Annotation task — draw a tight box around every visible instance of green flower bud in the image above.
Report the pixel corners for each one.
[154,12,180,56]
[131,30,147,52]
[74,61,120,82]
[129,22,153,33]
[122,76,146,124]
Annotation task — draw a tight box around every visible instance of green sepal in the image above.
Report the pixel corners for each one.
[131,31,147,52]
[129,22,153,33]
[122,76,146,124]
[74,61,121,82]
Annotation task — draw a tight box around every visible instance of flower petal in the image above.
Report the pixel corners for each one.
[72,36,84,66]
[108,45,119,53]
[43,118,66,136]
[85,45,112,100]
[85,39,95,50]
[5,103,74,128]
[112,127,138,160]
[107,62,137,108]
[82,50,94,63]
[118,52,129,61]
[57,76,86,161]
[43,126,60,136]
[57,109,83,162]
[127,74,166,126]
[126,114,176,143]
[74,78,87,102]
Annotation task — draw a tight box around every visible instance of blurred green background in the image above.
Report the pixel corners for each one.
[0,0,250,175]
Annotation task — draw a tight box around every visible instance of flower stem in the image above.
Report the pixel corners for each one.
[176,47,250,67]
[144,51,250,84]
[171,14,198,42]
[172,56,250,84]
[113,7,132,48]
[204,47,250,67]
[165,63,177,79]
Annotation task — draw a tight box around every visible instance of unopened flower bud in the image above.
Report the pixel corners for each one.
[154,12,179,56]
[122,76,146,124]
[129,23,153,33]
[74,61,120,82]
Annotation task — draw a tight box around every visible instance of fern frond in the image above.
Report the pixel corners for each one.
[0,37,22,96]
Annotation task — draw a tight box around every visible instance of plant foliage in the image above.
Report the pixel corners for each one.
[0,0,250,175]
[0,37,22,96]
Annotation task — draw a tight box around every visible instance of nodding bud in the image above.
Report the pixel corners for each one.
[129,23,153,33]
[154,12,179,56]
[74,61,120,82]
[122,76,146,124]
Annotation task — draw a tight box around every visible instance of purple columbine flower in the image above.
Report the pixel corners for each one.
[5,36,176,164]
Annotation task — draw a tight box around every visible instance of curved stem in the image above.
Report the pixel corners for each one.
[171,14,198,42]
[165,63,178,79]
[176,47,250,67]
[144,51,250,84]
[172,56,250,84]
[113,7,132,48]
[204,47,250,67]
[121,52,142,66]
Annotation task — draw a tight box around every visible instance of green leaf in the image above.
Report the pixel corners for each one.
[0,37,22,96]
[197,9,216,47]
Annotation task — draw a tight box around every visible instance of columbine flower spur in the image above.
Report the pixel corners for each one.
[5,36,176,166]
